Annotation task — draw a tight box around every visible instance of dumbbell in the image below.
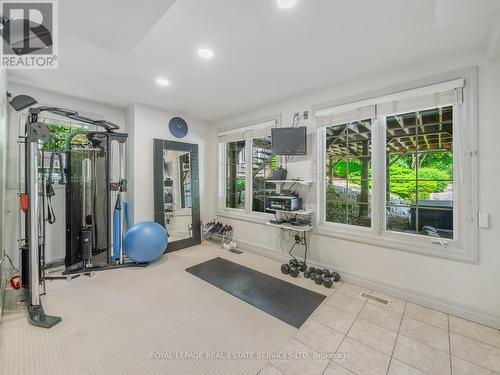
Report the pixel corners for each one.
[289,266,299,278]
[297,261,307,272]
[314,273,324,285]
[305,269,317,278]
[331,272,341,282]
[308,267,317,274]
[323,278,334,288]
[281,264,290,275]
[312,268,340,282]
[289,259,299,268]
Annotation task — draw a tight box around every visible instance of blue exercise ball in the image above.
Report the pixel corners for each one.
[124,221,168,263]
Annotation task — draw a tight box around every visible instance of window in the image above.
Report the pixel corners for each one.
[218,119,279,214]
[385,107,453,239]
[252,136,276,213]
[326,120,372,227]
[317,76,478,262]
[225,140,246,209]
[42,122,97,185]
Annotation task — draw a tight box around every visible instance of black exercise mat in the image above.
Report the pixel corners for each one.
[185,257,325,328]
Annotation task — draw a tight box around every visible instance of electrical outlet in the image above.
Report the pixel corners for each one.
[478,212,489,228]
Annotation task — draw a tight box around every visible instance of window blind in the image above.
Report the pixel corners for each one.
[377,86,464,117]
[316,79,465,126]
[217,120,277,143]
[318,105,376,127]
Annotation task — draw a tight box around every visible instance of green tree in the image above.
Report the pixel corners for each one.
[328,155,452,204]
[42,124,89,152]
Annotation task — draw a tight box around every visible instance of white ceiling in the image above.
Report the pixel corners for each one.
[8,0,500,122]
[61,0,177,56]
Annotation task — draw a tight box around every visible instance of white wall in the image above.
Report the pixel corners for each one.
[3,53,498,329]
[2,85,216,271]
[126,104,214,225]
[213,52,500,328]
[0,68,8,316]
[4,82,126,269]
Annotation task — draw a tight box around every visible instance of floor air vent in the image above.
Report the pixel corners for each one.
[360,292,391,306]
[229,249,243,254]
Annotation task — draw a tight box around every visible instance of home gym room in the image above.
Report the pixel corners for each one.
[0,1,499,374]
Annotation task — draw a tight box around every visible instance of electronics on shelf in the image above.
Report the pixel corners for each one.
[289,218,311,227]
[266,194,302,212]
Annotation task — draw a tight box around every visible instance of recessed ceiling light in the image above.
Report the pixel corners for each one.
[277,0,298,9]
[156,78,170,86]
[198,48,214,59]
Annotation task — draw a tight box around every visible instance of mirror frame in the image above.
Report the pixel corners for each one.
[153,139,201,252]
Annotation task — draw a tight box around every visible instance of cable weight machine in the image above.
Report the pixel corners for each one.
[16,102,146,328]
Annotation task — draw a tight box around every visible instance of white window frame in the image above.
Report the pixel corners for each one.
[315,70,478,263]
[218,138,249,214]
[217,116,281,221]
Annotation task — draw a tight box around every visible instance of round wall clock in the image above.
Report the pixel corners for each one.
[169,117,188,138]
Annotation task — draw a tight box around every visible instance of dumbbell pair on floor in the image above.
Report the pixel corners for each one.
[280,258,305,278]
[304,267,340,288]
[280,259,340,288]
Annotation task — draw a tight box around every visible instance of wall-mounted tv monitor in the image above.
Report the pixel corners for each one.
[271,127,307,155]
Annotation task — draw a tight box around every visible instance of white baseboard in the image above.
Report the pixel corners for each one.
[234,238,285,260]
[234,238,500,330]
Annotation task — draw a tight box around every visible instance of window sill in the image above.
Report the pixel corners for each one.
[216,209,273,225]
[215,212,478,264]
[314,224,478,264]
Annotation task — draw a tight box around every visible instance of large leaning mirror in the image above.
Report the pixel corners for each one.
[153,139,201,252]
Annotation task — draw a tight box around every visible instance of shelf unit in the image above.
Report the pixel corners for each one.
[267,180,313,186]
[267,208,313,215]
[201,216,234,248]
[266,222,313,232]
[262,177,314,263]
[264,176,313,233]
[201,228,233,248]
[267,207,313,231]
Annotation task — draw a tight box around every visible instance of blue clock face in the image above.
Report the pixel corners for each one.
[169,117,188,138]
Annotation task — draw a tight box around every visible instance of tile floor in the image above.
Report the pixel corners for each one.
[2,242,499,375]
[260,281,500,375]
